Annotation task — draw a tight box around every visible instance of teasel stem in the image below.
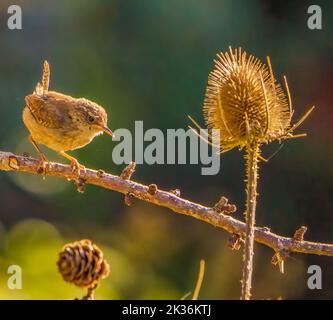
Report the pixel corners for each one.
[241,144,260,300]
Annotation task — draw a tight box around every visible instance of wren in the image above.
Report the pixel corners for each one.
[22,61,113,173]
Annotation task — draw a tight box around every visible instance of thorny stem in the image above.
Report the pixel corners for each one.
[241,145,259,300]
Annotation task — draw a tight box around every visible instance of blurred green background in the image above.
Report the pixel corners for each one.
[0,0,332,299]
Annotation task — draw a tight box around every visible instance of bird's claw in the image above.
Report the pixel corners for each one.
[36,153,48,176]
[70,159,85,176]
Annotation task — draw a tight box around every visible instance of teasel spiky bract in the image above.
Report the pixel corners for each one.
[189,46,314,154]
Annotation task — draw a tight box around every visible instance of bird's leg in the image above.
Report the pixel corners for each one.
[57,151,85,175]
[28,135,48,175]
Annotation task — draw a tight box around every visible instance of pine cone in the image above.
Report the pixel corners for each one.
[57,239,110,289]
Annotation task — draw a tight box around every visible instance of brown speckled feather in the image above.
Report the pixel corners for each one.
[25,91,75,129]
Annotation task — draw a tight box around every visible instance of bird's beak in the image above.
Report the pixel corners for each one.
[102,126,113,137]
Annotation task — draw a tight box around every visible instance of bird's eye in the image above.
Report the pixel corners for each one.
[88,116,95,123]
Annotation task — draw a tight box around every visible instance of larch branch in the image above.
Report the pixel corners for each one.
[0,150,332,258]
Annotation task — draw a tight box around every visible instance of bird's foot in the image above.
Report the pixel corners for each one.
[36,153,48,176]
[70,158,85,176]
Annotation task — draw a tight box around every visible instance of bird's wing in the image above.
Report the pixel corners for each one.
[25,93,72,129]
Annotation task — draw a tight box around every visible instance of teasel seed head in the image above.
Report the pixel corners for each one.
[189,47,314,153]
